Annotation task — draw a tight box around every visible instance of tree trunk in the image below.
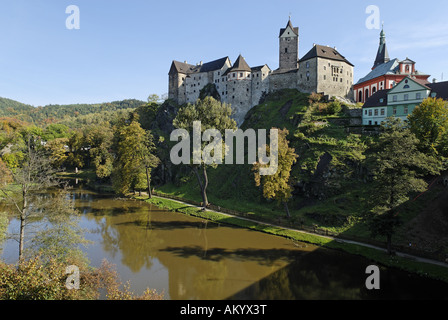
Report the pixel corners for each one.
[283,202,291,219]
[19,195,26,262]
[193,166,208,208]
[386,234,393,255]
[201,165,209,208]
[146,166,152,199]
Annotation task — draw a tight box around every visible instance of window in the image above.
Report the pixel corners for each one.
[393,95,398,102]
[381,109,385,116]
[404,94,409,101]
[404,107,408,114]
[368,110,372,116]
[285,48,288,53]
[240,73,243,77]
[306,62,310,69]
[416,93,421,99]
[365,110,368,115]
[393,107,397,115]
[324,75,326,80]
[358,91,363,102]
[374,109,378,116]
[403,85,410,89]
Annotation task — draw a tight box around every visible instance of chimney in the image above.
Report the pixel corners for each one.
[433,78,437,83]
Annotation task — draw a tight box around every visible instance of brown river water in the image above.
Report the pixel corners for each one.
[2,185,448,300]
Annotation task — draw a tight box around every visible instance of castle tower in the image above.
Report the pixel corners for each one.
[279,19,299,70]
[372,26,390,70]
[225,55,253,125]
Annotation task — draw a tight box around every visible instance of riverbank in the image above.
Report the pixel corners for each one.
[55,172,448,283]
[134,193,448,284]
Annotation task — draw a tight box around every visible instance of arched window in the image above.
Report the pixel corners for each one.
[372,87,377,94]
[365,89,369,100]
[358,90,363,102]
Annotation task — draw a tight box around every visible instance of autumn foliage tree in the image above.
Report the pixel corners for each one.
[253,128,298,218]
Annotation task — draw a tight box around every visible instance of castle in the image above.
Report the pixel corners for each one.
[168,19,354,125]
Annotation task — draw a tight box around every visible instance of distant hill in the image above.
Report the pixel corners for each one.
[0,97,35,121]
[0,97,146,124]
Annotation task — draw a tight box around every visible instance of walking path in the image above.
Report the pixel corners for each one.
[150,194,448,269]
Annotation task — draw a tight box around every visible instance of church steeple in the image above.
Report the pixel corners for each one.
[373,25,390,70]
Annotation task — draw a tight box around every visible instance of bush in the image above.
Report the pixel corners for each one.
[0,257,164,300]
[326,101,342,115]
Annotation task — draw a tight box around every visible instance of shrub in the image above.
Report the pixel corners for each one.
[327,101,342,115]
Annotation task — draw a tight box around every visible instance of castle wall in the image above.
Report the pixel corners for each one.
[251,67,270,107]
[297,58,318,94]
[316,57,353,98]
[227,78,252,125]
[169,73,187,105]
[185,71,212,104]
[269,71,299,93]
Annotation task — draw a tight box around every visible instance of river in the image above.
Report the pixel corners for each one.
[2,185,448,300]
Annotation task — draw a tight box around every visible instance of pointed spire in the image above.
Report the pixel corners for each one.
[373,25,390,70]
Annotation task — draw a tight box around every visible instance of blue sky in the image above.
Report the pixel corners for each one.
[1,0,447,106]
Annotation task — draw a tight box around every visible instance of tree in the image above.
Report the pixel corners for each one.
[84,124,114,179]
[253,128,298,218]
[111,115,159,196]
[147,94,160,104]
[408,97,448,156]
[45,138,69,168]
[0,136,62,261]
[173,97,237,208]
[366,118,441,253]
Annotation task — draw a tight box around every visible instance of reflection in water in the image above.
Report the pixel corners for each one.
[3,186,448,300]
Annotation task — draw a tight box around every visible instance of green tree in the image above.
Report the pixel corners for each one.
[111,115,159,196]
[366,118,441,253]
[147,94,160,104]
[253,128,298,218]
[408,97,448,156]
[173,97,237,208]
[0,136,65,261]
[84,124,114,179]
[66,130,88,169]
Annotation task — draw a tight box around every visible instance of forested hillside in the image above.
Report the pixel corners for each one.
[0,97,145,124]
